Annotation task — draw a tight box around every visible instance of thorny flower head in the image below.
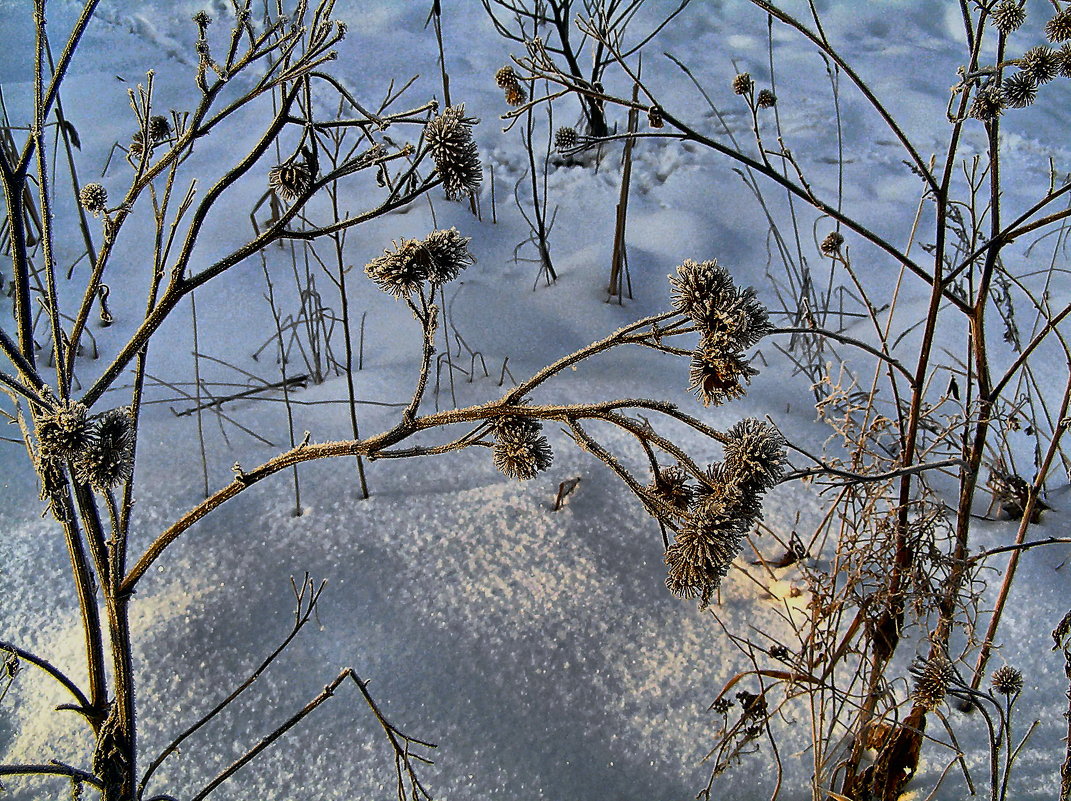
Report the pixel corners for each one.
[1019,45,1060,84]
[646,466,694,517]
[991,665,1024,695]
[820,231,844,256]
[79,183,107,216]
[491,415,553,481]
[689,344,757,407]
[670,260,771,350]
[688,346,756,408]
[732,72,753,96]
[425,105,483,201]
[992,0,1026,35]
[37,399,92,460]
[910,655,956,711]
[664,508,747,606]
[1059,43,1071,78]
[365,238,429,298]
[504,83,527,106]
[129,115,173,157]
[421,227,476,284]
[364,229,474,297]
[495,65,518,88]
[1046,8,1071,43]
[970,82,1005,121]
[721,418,786,492]
[1003,71,1038,107]
[692,462,763,524]
[756,88,777,108]
[147,114,172,142]
[268,162,314,202]
[554,126,579,153]
[75,408,135,490]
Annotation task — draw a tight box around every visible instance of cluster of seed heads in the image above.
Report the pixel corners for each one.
[670,259,771,406]
[268,161,314,202]
[425,104,482,201]
[731,73,777,110]
[663,419,785,606]
[36,402,135,491]
[491,414,553,481]
[79,183,108,216]
[495,66,527,107]
[364,228,475,298]
[972,8,1071,119]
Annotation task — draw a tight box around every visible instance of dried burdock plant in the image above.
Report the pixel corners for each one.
[491,0,1071,798]
[0,3,779,799]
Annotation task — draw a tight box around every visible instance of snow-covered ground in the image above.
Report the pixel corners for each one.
[2,1,1071,799]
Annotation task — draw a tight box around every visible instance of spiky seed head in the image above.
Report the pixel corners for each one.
[732,72,753,96]
[421,228,475,284]
[689,345,757,407]
[37,399,92,460]
[364,239,429,298]
[1057,43,1071,77]
[992,0,1026,34]
[722,419,786,492]
[1003,71,1038,107]
[1046,9,1071,42]
[495,65,518,88]
[692,462,764,523]
[670,258,734,323]
[664,509,747,605]
[491,413,543,441]
[79,183,108,215]
[820,231,844,255]
[491,415,552,480]
[504,83,527,107]
[495,63,528,105]
[1020,45,1060,83]
[970,83,1005,121]
[129,130,147,156]
[647,466,694,516]
[147,115,172,142]
[75,408,135,489]
[737,690,767,719]
[991,665,1024,695]
[554,126,579,152]
[268,162,313,201]
[648,105,665,128]
[192,10,212,27]
[910,655,956,710]
[711,696,734,714]
[670,259,771,349]
[425,105,483,201]
[756,89,777,108]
